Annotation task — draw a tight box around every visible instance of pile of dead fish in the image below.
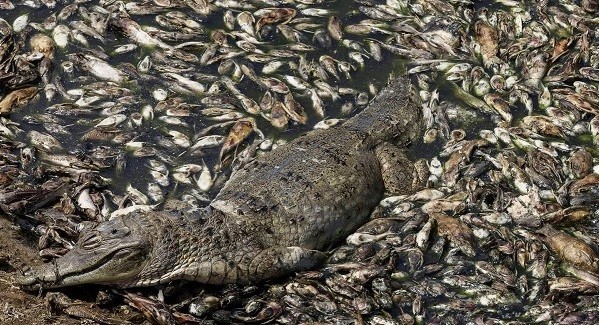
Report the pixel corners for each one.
[1,0,402,220]
[1,0,599,323]
[0,32,46,115]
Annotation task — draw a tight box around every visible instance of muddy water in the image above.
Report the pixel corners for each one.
[3,0,407,203]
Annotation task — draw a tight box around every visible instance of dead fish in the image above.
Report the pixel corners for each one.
[70,20,105,42]
[68,53,126,83]
[52,24,70,48]
[0,0,15,10]
[162,72,206,94]
[112,15,171,49]
[538,224,599,273]
[12,13,29,33]
[236,11,255,36]
[219,118,256,161]
[196,160,213,192]
[124,292,177,325]
[168,130,191,148]
[95,114,127,128]
[28,130,63,152]
[282,93,308,124]
[327,16,343,41]
[431,212,475,257]
[261,77,290,94]
[308,88,325,117]
[474,20,498,63]
[269,100,288,129]
[523,50,549,89]
[483,93,512,122]
[255,8,296,33]
[550,37,572,62]
[0,87,38,115]
[521,116,565,138]
[189,135,225,151]
[319,55,340,80]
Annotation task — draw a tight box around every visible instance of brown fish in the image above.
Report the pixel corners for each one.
[256,8,296,33]
[474,20,498,61]
[219,118,256,161]
[0,87,38,115]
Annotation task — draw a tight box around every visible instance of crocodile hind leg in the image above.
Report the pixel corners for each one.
[375,142,418,196]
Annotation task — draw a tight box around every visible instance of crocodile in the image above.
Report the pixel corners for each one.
[17,74,422,289]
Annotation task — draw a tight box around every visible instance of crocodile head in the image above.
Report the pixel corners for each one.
[18,215,154,290]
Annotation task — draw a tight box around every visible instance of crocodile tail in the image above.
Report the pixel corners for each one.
[343,73,422,144]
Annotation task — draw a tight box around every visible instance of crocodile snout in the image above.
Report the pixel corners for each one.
[17,263,58,291]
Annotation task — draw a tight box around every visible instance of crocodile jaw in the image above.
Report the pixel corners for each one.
[18,216,152,290]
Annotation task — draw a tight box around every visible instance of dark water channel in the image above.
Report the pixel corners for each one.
[3,0,409,205]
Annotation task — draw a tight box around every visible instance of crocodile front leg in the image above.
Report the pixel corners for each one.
[180,246,327,285]
[242,246,327,283]
[375,142,421,195]
[128,209,330,286]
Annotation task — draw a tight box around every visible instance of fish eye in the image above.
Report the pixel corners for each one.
[111,229,118,234]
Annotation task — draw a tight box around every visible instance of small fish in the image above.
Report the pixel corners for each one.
[112,16,171,49]
[269,101,288,129]
[236,11,255,36]
[162,72,205,94]
[308,88,325,117]
[168,130,191,148]
[52,24,70,48]
[28,130,63,152]
[255,8,296,33]
[261,77,290,94]
[314,118,344,129]
[69,53,126,83]
[474,19,499,66]
[12,13,29,33]
[282,93,308,124]
[0,87,38,115]
[538,224,599,273]
[327,16,343,41]
[189,135,225,151]
[196,160,214,192]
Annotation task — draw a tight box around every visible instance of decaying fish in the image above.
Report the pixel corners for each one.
[537,224,599,273]
[1,0,599,323]
[0,87,38,115]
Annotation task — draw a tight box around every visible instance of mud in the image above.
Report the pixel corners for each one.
[0,216,136,325]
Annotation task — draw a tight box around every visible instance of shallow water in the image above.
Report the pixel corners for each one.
[3,0,599,323]
[3,0,409,204]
